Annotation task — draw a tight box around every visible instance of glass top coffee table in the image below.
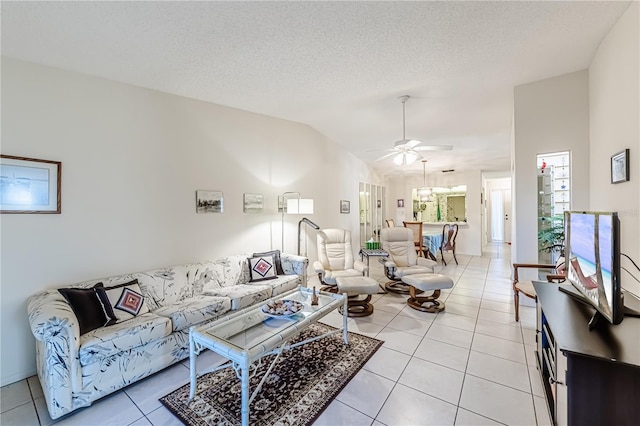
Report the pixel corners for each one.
[188,285,348,426]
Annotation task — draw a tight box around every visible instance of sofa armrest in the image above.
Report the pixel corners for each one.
[281,253,309,285]
[27,290,81,344]
[27,290,82,419]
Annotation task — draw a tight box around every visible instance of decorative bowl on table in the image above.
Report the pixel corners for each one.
[261,299,304,318]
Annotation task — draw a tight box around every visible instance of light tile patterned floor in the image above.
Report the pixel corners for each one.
[1,243,552,425]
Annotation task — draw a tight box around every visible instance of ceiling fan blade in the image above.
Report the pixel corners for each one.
[366,147,396,153]
[374,152,398,161]
[414,145,453,151]
[406,139,422,148]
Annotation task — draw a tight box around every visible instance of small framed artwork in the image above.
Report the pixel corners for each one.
[243,193,264,213]
[611,149,630,184]
[1,155,62,214]
[397,199,404,208]
[196,190,223,213]
[340,200,350,214]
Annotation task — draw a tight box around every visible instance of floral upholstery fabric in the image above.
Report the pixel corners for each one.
[203,284,273,310]
[152,296,230,331]
[27,253,308,419]
[79,313,172,366]
[136,266,190,311]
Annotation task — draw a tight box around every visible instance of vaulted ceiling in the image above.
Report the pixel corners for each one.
[1,1,632,176]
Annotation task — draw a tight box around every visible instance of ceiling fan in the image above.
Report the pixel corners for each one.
[375,95,452,166]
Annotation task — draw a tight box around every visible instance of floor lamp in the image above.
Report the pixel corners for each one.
[281,192,314,252]
[298,217,320,256]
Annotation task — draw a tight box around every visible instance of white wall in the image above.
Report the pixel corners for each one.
[0,58,377,385]
[384,170,482,256]
[513,70,591,268]
[589,1,640,298]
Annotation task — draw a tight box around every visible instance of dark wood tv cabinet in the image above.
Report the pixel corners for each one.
[534,282,640,426]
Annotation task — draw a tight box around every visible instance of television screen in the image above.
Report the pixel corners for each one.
[564,211,623,325]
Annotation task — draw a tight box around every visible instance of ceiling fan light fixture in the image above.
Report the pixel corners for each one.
[393,150,419,166]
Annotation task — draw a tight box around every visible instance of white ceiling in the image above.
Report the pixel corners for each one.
[1,1,632,176]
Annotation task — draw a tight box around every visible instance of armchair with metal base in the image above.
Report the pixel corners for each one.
[313,229,368,292]
[379,227,436,294]
[512,256,565,321]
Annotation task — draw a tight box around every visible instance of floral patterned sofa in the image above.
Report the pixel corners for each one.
[27,252,307,419]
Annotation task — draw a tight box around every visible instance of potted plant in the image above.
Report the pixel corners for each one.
[538,214,565,261]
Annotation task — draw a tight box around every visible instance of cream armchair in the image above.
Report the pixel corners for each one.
[380,227,437,293]
[313,229,368,291]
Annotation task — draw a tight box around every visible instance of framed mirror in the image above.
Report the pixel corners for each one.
[412,185,467,223]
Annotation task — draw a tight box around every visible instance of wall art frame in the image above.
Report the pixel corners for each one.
[196,190,223,213]
[1,155,62,214]
[397,199,404,208]
[243,193,264,213]
[611,149,629,184]
[340,200,350,214]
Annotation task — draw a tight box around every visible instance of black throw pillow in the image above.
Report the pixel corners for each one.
[252,250,284,275]
[58,284,117,335]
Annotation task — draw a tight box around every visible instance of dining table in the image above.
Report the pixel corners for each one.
[422,229,444,261]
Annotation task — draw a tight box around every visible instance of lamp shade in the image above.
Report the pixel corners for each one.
[393,150,419,166]
[286,198,314,214]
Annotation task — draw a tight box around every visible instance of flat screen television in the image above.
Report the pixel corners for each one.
[563,210,624,327]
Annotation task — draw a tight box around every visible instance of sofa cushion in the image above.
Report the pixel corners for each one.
[99,280,150,322]
[263,275,301,296]
[79,312,172,367]
[58,284,117,334]
[152,296,231,331]
[252,250,284,275]
[248,256,277,282]
[136,266,190,310]
[203,284,272,310]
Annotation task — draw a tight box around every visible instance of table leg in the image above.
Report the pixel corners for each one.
[189,330,196,400]
[342,294,349,344]
[241,360,250,426]
[363,253,371,276]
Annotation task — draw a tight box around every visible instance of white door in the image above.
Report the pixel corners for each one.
[504,189,512,243]
[490,190,504,241]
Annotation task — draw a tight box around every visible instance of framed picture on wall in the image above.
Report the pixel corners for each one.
[397,199,404,208]
[0,155,62,214]
[243,193,264,213]
[196,190,223,213]
[611,149,629,184]
[340,200,350,214]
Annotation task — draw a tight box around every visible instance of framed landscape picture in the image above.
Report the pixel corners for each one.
[1,155,61,214]
[196,190,223,213]
[340,200,350,214]
[243,193,264,213]
[611,149,629,184]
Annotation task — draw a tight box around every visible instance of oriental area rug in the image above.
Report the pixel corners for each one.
[160,323,383,426]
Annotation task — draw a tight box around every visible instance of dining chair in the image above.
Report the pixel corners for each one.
[439,224,459,265]
[403,221,427,258]
[385,219,395,227]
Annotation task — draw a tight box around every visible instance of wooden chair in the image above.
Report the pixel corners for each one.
[512,256,566,321]
[403,221,426,258]
[385,219,395,227]
[439,224,459,265]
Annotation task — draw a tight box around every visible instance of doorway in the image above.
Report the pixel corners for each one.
[485,177,512,244]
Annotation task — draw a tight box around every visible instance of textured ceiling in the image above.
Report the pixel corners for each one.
[1,1,632,176]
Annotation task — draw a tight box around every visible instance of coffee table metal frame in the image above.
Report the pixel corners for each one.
[188,285,348,426]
